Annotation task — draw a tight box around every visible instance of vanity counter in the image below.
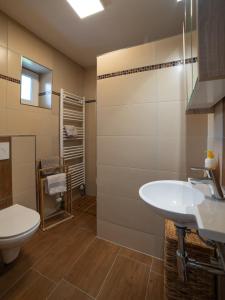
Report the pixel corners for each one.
[194,184,225,243]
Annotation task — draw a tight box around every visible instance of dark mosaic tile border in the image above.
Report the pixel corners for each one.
[52,91,60,96]
[97,57,198,80]
[0,74,21,84]
[86,99,96,103]
[39,91,52,96]
[0,74,61,97]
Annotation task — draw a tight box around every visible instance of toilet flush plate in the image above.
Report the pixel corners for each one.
[0,142,10,160]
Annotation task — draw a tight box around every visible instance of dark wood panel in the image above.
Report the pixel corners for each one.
[198,0,225,81]
[0,137,12,209]
[66,238,119,297]
[97,255,149,300]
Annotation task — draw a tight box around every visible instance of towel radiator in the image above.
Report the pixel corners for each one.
[60,89,85,191]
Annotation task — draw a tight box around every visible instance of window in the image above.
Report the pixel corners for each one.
[21,74,31,101]
[21,68,39,106]
[20,57,53,109]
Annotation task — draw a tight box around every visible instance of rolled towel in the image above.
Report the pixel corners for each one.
[46,173,67,195]
[64,125,78,137]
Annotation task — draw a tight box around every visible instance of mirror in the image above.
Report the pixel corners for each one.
[20,57,53,109]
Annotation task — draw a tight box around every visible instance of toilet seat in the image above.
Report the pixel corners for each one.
[0,204,40,239]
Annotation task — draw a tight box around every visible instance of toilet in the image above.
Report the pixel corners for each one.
[0,204,40,264]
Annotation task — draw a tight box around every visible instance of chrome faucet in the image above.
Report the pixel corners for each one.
[188,167,224,200]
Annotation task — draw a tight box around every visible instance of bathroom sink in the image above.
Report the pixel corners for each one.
[139,180,205,227]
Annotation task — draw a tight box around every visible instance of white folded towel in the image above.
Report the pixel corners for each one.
[46,173,67,195]
[64,125,78,137]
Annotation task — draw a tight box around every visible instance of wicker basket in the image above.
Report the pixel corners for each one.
[165,220,216,300]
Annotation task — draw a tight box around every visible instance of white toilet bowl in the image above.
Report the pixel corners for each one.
[0,204,40,264]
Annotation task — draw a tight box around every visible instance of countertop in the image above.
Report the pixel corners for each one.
[194,184,225,243]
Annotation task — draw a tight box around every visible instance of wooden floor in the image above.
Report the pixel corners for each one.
[0,196,164,299]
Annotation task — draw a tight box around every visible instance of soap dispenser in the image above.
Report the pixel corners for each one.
[205,150,217,170]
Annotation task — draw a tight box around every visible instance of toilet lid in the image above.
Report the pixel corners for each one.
[0,204,40,238]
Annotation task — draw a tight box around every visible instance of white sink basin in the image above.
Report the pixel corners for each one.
[139,180,205,227]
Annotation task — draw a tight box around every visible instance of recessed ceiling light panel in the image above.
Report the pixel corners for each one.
[67,0,104,19]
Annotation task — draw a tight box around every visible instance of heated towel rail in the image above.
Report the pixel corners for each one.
[60,89,85,191]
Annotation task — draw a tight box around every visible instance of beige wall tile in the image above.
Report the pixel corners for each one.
[97,33,207,258]
[158,101,185,138]
[98,102,158,137]
[98,193,164,236]
[97,219,164,258]
[51,95,60,116]
[155,34,183,63]
[186,136,207,177]
[52,50,84,94]
[97,136,158,170]
[36,135,58,160]
[97,71,158,107]
[156,170,186,181]
[0,46,8,76]
[8,49,21,80]
[158,137,186,173]
[0,12,8,47]
[12,136,36,210]
[85,103,97,196]
[13,188,36,210]
[0,108,7,135]
[7,109,33,135]
[0,79,7,108]
[97,165,158,199]
[12,162,36,194]
[8,20,53,69]
[157,65,185,101]
[84,67,96,99]
[11,136,36,164]
[6,81,20,110]
[97,42,156,76]
[186,114,208,137]
[84,68,97,195]
[0,13,85,172]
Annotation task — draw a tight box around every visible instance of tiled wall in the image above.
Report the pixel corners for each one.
[84,67,97,196]
[12,136,36,210]
[97,35,208,258]
[0,11,84,161]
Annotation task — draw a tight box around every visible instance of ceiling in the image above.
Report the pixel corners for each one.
[0,0,184,68]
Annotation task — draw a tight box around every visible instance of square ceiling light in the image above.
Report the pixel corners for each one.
[67,0,104,19]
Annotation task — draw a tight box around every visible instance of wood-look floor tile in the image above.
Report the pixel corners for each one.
[119,247,153,266]
[66,238,119,298]
[146,271,164,300]
[72,196,96,213]
[48,279,93,300]
[75,212,97,233]
[151,258,164,275]
[97,255,149,300]
[33,228,95,282]
[86,203,96,216]
[2,269,55,300]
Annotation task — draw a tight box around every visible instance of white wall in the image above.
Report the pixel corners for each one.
[97,35,207,258]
